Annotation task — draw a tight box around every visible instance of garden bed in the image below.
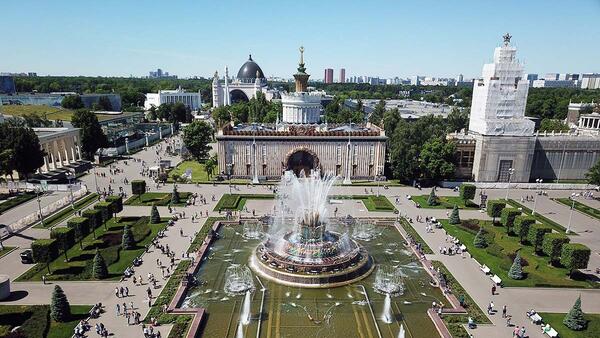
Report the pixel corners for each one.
[412,195,478,209]
[398,217,433,254]
[0,304,91,338]
[537,312,600,338]
[213,194,274,211]
[554,198,600,221]
[125,192,192,206]
[330,195,396,212]
[0,192,36,214]
[506,199,569,234]
[33,193,98,229]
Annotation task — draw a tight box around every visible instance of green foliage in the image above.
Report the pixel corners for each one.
[473,227,488,248]
[182,121,213,161]
[0,124,46,180]
[67,217,90,247]
[94,202,112,223]
[70,110,107,160]
[446,107,470,133]
[105,195,123,214]
[171,187,180,204]
[449,205,460,224]
[323,96,364,124]
[426,188,438,206]
[61,95,84,109]
[527,223,552,253]
[543,233,570,265]
[204,155,217,179]
[31,239,58,272]
[459,184,476,202]
[368,99,386,125]
[92,250,108,279]
[486,200,506,222]
[131,180,146,195]
[150,204,161,224]
[50,227,75,261]
[586,159,600,186]
[500,208,521,234]
[508,252,524,280]
[514,216,536,243]
[418,137,456,180]
[560,243,591,277]
[121,225,135,250]
[525,87,600,120]
[50,285,71,322]
[539,118,570,132]
[563,296,587,331]
[81,209,102,231]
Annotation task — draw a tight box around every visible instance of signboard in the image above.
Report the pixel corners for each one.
[40,180,48,192]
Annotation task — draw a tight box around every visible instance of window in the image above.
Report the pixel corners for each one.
[262,145,267,164]
[336,144,342,164]
[246,144,251,164]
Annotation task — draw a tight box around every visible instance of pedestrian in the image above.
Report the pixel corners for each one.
[116,303,120,316]
[491,284,496,295]
[502,305,507,318]
[130,301,134,311]
[42,275,46,285]
[513,325,520,338]
[519,326,525,338]
[115,287,120,298]
[125,286,129,297]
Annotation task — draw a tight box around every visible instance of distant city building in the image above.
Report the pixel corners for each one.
[144,86,202,111]
[410,76,420,86]
[420,77,456,86]
[149,68,177,79]
[339,68,345,83]
[532,79,578,88]
[456,74,464,83]
[581,73,600,89]
[544,73,559,81]
[324,68,333,84]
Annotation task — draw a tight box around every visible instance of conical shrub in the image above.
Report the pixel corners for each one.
[150,204,161,224]
[92,250,108,279]
[508,253,524,280]
[473,227,488,248]
[427,188,439,206]
[50,285,71,322]
[449,205,460,224]
[563,296,587,330]
[122,225,135,250]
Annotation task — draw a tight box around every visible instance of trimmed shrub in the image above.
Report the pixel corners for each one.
[563,296,587,331]
[122,225,135,250]
[131,180,146,195]
[459,184,476,203]
[473,227,488,248]
[31,239,58,274]
[50,227,75,261]
[151,204,161,224]
[92,250,108,279]
[527,223,552,253]
[560,243,591,278]
[50,285,71,322]
[105,195,123,215]
[171,187,180,205]
[508,252,524,280]
[542,233,570,265]
[94,202,112,224]
[82,209,102,230]
[448,205,460,224]
[513,215,535,243]
[500,208,521,234]
[67,217,90,249]
[486,200,506,223]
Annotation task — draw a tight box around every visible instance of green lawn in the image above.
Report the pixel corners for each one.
[0,304,91,338]
[554,198,600,221]
[507,199,570,234]
[214,194,274,211]
[398,217,433,254]
[19,216,168,281]
[440,219,596,288]
[34,193,98,229]
[1,105,76,121]
[330,195,397,212]
[0,246,16,259]
[125,192,192,206]
[538,312,600,338]
[169,160,210,183]
[0,192,36,214]
[411,195,479,209]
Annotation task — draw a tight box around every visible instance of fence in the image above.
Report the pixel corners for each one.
[1,181,85,192]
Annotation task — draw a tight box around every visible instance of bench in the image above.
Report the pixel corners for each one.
[543,327,558,337]
[480,264,491,274]
[491,274,502,286]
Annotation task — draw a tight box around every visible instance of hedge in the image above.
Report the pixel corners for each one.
[81,209,102,230]
[67,217,90,248]
[486,200,506,222]
[105,195,123,215]
[31,239,58,273]
[94,202,112,223]
[513,215,536,243]
[50,227,75,261]
[500,208,521,234]
[560,243,591,277]
[459,184,476,202]
[527,223,552,253]
[542,233,570,265]
[131,180,146,195]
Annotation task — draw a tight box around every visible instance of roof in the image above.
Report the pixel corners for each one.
[237,55,265,80]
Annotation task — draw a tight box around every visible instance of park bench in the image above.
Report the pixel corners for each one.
[480,264,491,274]
[543,327,558,337]
[491,274,502,286]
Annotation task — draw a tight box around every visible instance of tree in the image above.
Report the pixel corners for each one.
[31,239,58,274]
[150,204,161,224]
[11,127,46,180]
[171,186,180,204]
[586,159,600,186]
[182,121,213,161]
[71,110,107,160]
[459,184,476,204]
[105,195,123,217]
[486,200,506,223]
[527,224,552,253]
[94,202,112,229]
[212,106,232,127]
[205,155,217,179]
[513,216,536,243]
[61,95,84,109]
[508,253,524,280]
[445,108,469,133]
[82,209,102,239]
[368,99,386,125]
[131,180,146,195]
[50,227,75,262]
[122,225,135,250]
[50,285,71,322]
[500,208,521,234]
[449,205,460,224]
[67,217,90,249]
[542,233,570,265]
[563,296,587,331]
[473,227,488,248]
[92,250,108,279]
[539,118,570,132]
[560,243,591,278]
[418,137,456,181]
[426,188,439,206]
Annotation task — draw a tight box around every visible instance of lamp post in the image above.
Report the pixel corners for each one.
[504,168,515,200]
[226,163,233,195]
[36,187,45,228]
[376,165,384,197]
[567,193,579,234]
[532,178,542,215]
[68,174,75,209]
[93,165,99,193]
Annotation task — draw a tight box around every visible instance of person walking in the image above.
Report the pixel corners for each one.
[491,284,496,295]
[502,305,507,318]
[116,303,120,316]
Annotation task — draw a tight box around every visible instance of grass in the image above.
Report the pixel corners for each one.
[19,216,168,281]
[411,195,479,209]
[398,217,433,254]
[187,217,225,253]
[0,192,36,214]
[33,193,98,228]
[431,261,490,338]
[440,219,597,288]
[0,246,16,259]
[0,304,91,338]
[330,195,397,212]
[124,192,192,206]
[506,199,570,234]
[213,193,274,211]
[554,198,600,221]
[168,160,210,183]
[537,312,600,338]
[1,105,76,121]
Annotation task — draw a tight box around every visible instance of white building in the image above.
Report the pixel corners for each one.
[144,86,202,111]
[212,55,275,107]
[581,73,600,89]
[468,33,534,136]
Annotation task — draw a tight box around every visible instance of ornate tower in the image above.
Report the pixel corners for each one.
[294,46,310,93]
[212,70,223,107]
[223,66,231,106]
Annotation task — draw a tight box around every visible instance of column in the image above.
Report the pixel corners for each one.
[159,126,163,139]
[62,140,69,164]
[50,152,56,170]
[56,141,63,167]
[71,146,76,163]
[76,145,82,160]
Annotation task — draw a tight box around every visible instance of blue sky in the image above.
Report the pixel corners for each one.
[2,0,599,79]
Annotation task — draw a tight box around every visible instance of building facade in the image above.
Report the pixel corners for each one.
[339,68,346,83]
[34,127,83,173]
[324,68,333,84]
[144,87,201,111]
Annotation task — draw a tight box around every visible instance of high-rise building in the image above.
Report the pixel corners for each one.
[324,68,333,84]
[581,73,600,89]
[339,68,346,83]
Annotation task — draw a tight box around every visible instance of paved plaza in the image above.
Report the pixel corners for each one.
[1,135,599,338]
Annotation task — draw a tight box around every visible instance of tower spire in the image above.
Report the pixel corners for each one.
[294,46,309,92]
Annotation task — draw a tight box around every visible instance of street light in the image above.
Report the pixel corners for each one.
[36,187,45,228]
[93,165,99,193]
[376,165,384,197]
[504,168,515,200]
[68,174,75,209]
[567,192,579,234]
[532,178,542,215]
[226,163,233,195]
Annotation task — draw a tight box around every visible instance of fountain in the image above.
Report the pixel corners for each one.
[381,293,393,324]
[250,171,373,288]
[352,221,377,241]
[240,290,252,325]
[398,323,406,338]
[373,265,405,296]
[224,265,255,296]
[243,222,263,239]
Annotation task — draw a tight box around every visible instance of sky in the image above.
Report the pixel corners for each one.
[2,0,600,80]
